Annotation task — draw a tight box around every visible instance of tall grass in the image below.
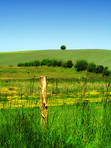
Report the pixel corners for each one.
[0,102,111,147]
[1,78,111,147]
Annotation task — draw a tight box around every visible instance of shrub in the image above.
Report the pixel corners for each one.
[24,62,30,66]
[33,60,40,66]
[28,62,33,66]
[102,69,110,77]
[17,59,73,68]
[95,65,104,74]
[41,59,50,66]
[47,59,53,67]
[18,63,24,66]
[66,60,73,68]
[51,59,58,67]
[41,59,62,67]
[61,45,66,50]
[87,62,96,72]
[74,59,88,71]
[56,60,63,67]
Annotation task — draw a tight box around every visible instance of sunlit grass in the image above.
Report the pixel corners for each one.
[1,76,111,147]
[0,84,111,109]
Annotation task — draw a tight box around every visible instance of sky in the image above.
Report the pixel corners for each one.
[0,0,111,52]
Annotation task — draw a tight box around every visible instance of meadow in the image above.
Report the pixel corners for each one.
[1,49,111,68]
[1,50,111,147]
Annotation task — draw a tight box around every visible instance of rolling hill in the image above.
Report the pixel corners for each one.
[0,49,111,68]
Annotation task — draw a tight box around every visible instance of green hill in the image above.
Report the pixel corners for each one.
[0,49,111,68]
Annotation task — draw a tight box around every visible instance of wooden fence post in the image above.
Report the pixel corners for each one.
[40,76,48,127]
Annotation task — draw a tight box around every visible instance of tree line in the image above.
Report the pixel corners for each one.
[17,59,73,68]
[18,59,110,77]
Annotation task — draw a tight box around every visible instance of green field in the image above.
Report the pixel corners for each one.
[1,49,111,68]
[1,49,111,147]
[1,76,111,147]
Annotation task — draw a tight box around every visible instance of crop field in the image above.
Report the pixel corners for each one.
[1,61,111,147]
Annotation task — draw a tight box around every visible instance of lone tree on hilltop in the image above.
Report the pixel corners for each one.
[61,45,66,50]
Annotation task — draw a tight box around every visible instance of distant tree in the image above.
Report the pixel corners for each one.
[95,65,104,74]
[74,59,88,71]
[56,60,63,67]
[87,62,96,72]
[66,60,73,68]
[61,45,66,50]
[102,69,110,77]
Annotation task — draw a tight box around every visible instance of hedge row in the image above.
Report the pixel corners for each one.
[17,59,110,77]
[74,59,110,77]
[18,59,73,68]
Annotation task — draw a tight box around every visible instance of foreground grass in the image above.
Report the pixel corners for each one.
[1,65,111,147]
[0,102,111,148]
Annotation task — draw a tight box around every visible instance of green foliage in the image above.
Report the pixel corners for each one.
[61,45,66,50]
[95,65,104,74]
[1,102,111,147]
[47,59,53,67]
[41,59,58,67]
[74,60,110,78]
[62,62,67,68]
[17,63,24,66]
[18,61,40,67]
[56,60,63,67]
[102,68,110,77]
[61,60,73,68]
[66,60,73,68]
[41,59,50,66]
[87,62,96,72]
[74,59,88,71]
[33,60,40,66]
[18,59,73,68]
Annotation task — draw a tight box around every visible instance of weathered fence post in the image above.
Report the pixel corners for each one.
[40,76,48,127]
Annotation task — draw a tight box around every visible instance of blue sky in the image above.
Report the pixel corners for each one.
[0,0,111,52]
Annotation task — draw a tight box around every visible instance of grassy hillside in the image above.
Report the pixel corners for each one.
[0,49,111,68]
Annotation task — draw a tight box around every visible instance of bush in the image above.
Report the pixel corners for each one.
[33,60,40,66]
[61,45,66,50]
[66,60,73,68]
[24,62,30,66]
[95,65,104,74]
[74,60,88,71]
[41,59,50,66]
[102,69,110,77]
[41,59,62,67]
[17,59,73,68]
[47,60,53,67]
[87,62,96,72]
[51,59,58,67]
[18,63,24,66]
[28,62,34,66]
[56,60,63,67]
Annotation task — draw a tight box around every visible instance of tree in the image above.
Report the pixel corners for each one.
[95,65,104,74]
[66,60,73,68]
[74,59,88,71]
[61,45,66,50]
[87,62,96,72]
[102,67,110,77]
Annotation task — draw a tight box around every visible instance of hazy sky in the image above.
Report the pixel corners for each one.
[0,0,111,52]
